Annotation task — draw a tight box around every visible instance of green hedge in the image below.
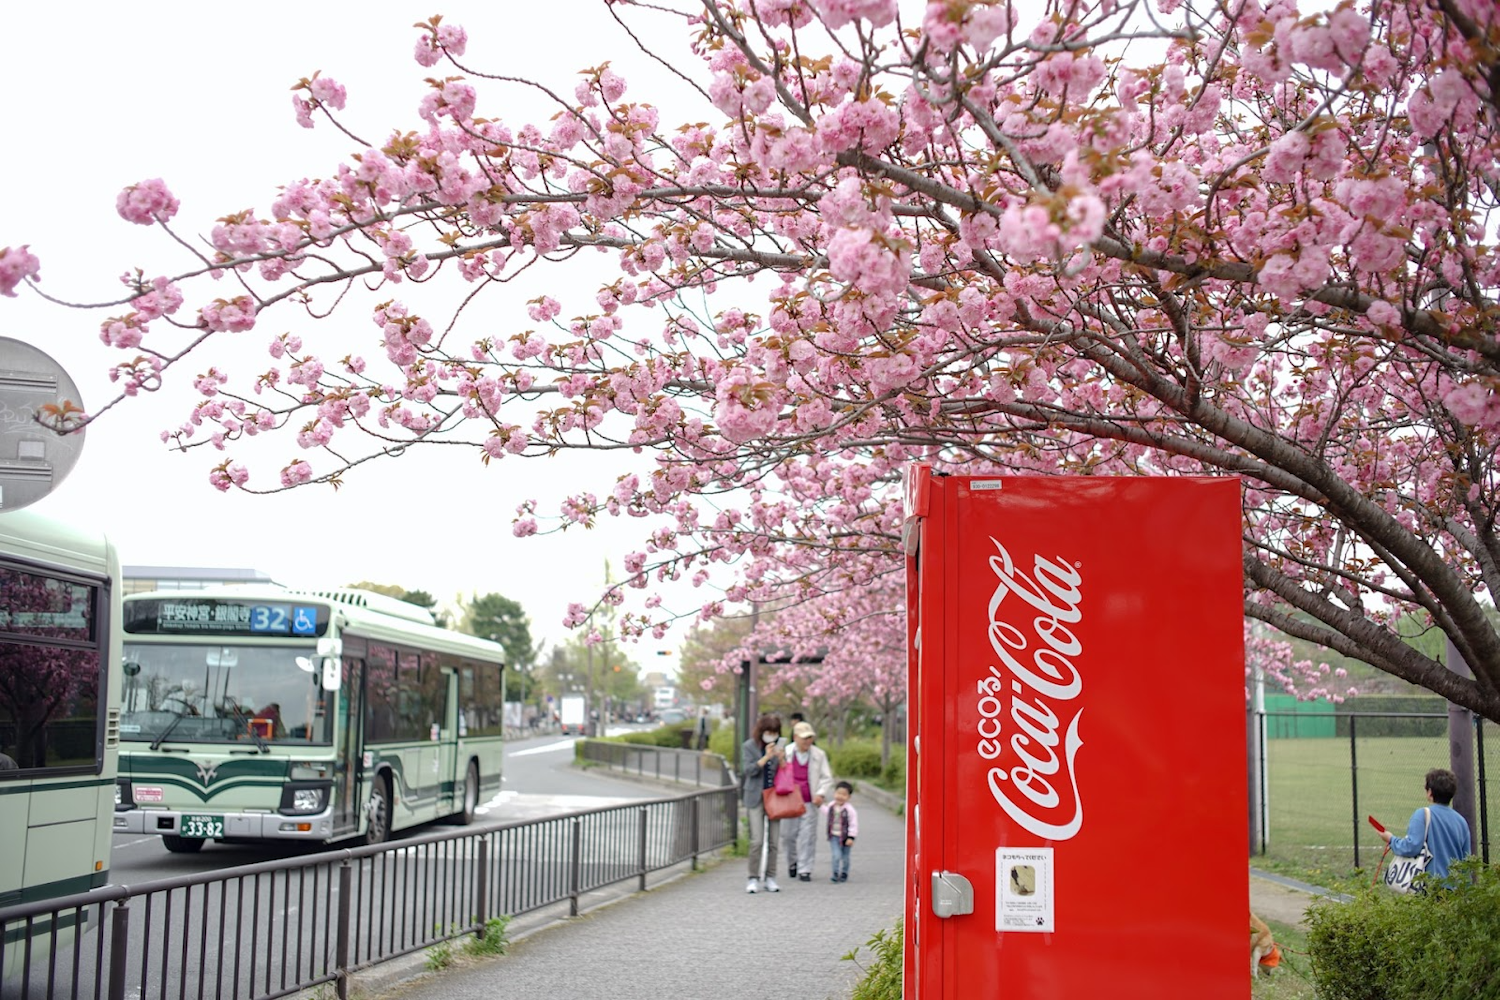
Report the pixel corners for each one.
[825,739,905,789]
[708,722,736,761]
[1334,696,1449,738]
[1307,862,1500,998]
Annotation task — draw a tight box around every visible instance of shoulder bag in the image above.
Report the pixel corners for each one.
[1381,808,1432,894]
[763,759,805,819]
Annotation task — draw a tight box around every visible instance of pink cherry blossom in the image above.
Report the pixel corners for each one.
[115,179,180,226]
[0,245,40,296]
[12,1,1500,722]
[279,460,313,487]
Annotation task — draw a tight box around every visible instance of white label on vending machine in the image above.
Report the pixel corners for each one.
[996,847,1055,933]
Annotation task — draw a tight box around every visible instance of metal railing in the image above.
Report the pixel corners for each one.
[1251,710,1495,870]
[1,784,737,1000]
[575,739,735,788]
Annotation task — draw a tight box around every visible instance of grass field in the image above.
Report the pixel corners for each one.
[1260,734,1500,883]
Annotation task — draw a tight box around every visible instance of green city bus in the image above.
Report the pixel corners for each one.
[114,586,505,851]
[0,509,122,968]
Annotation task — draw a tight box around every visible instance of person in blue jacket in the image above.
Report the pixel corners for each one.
[1377,767,1472,882]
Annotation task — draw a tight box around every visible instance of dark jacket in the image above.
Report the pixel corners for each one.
[740,737,784,812]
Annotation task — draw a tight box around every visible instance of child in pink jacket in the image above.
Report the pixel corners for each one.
[823,781,859,882]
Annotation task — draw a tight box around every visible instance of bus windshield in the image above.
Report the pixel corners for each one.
[120,643,331,745]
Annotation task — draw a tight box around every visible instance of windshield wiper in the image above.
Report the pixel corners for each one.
[245,726,268,753]
[227,707,269,753]
[150,712,187,751]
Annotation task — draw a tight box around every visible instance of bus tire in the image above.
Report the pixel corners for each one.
[456,761,479,825]
[162,835,204,854]
[364,774,392,846]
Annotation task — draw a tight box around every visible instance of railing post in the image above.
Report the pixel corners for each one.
[691,795,701,871]
[107,899,130,1000]
[474,838,489,938]
[336,860,352,1000]
[1349,714,1360,870]
[638,807,649,892]
[568,817,582,917]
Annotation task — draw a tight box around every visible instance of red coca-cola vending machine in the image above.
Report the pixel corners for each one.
[903,469,1247,997]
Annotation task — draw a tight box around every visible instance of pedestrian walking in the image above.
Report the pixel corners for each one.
[781,721,833,882]
[694,707,711,750]
[823,781,859,882]
[741,714,786,894]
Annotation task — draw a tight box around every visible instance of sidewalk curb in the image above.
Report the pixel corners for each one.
[1251,868,1353,903]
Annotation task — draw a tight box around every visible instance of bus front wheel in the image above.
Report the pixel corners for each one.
[364,775,392,846]
[162,835,205,854]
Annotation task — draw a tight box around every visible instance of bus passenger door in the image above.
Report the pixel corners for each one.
[332,656,365,835]
[437,666,458,815]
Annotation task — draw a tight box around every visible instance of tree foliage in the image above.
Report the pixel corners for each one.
[457,591,537,670]
[9,0,1500,717]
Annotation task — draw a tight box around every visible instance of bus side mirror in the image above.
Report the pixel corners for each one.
[316,639,342,691]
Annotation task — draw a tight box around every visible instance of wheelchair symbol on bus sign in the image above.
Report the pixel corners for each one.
[292,606,317,635]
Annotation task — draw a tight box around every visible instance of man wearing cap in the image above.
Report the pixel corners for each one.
[782,721,834,882]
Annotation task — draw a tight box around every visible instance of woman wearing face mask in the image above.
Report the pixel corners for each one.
[741,713,786,893]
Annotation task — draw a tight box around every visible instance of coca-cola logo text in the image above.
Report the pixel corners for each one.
[976,538,1085,840]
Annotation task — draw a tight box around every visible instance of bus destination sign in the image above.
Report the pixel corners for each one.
[124,598,330,637]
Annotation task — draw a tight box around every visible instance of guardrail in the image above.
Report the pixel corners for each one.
[1,784,737,1000]
[575,739,735,788]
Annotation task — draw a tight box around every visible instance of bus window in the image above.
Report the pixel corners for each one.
[365,644,399,742]
[0,565,103,772]
[419,652,445,733]
[458,662,504,738]
[119,643,331,745]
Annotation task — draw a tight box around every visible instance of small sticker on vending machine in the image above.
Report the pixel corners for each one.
[996,847,1055,933]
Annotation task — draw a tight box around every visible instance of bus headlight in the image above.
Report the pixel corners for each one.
[278,782,330,815]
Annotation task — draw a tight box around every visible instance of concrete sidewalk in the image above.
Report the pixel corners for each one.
[373,798,906,1000]
[1250,868,1350,930]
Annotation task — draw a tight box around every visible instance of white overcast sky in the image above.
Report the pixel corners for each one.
[0,0,753,666]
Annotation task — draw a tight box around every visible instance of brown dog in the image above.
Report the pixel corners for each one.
[1250,913,1280,976]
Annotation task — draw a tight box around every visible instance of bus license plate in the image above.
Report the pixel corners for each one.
[180,815,224,839]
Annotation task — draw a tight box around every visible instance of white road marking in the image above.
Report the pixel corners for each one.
[507,740,578,758]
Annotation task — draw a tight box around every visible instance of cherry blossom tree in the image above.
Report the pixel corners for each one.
[6,0,1500,718]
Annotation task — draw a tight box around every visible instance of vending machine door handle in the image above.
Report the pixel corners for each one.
[931,871,974,918]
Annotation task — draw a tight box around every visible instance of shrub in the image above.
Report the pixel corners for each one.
[709,721,737,760]
[845,921,902,1000]
[828,739,883,778]
[879,755,905,790]
[1307,861,1500,999]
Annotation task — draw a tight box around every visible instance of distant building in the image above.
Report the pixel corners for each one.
[122,565,277,596]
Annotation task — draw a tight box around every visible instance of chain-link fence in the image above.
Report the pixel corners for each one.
[1251,711,1497,871]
